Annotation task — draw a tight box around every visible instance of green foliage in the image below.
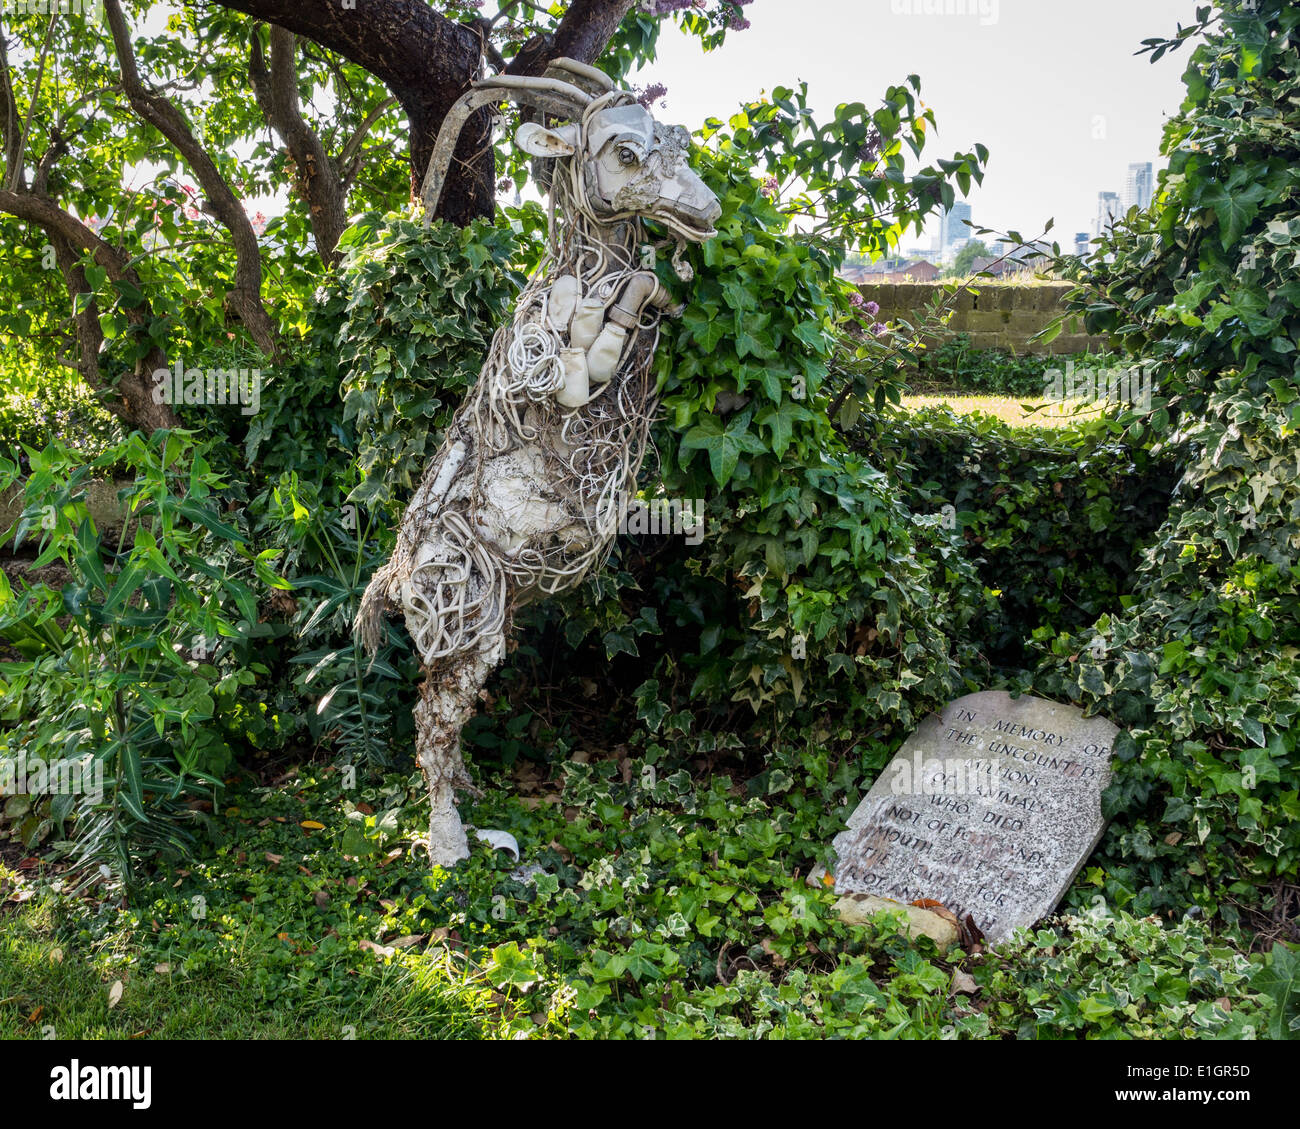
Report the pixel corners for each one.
[908,333,1124,398]
[710,80,987,264]
[1251,942,1300,1040]
[336,213,528,518]
[0,434,274,884]
[948,240,991,278]
[973,912,1266,1039]
[869,406,1176,670]
[1031,0,1300,917]
[0,372,122,468]
[4,756,1273,1039]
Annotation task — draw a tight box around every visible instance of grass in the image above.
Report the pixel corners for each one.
[900,393,1107,429]
[0,892,487,1040]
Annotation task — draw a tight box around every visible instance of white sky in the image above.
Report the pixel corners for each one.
[639,0,1201,249]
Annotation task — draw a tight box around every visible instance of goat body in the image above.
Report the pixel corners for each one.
[358,75,720,865]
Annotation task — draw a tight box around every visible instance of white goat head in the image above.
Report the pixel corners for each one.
[516,99,721,244]
[422,60,720,251]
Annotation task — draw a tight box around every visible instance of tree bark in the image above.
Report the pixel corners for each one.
[250,27,349,266]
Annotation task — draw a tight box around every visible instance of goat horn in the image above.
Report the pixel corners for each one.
[544,57,615,94]
[420,74,594,221]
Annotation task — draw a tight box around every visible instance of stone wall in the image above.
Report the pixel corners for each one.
[857,280,1108,355]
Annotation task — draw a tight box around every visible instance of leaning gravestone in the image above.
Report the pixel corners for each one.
[829,691,1118,944]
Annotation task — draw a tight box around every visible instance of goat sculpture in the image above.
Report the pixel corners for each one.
[356,60,721,865]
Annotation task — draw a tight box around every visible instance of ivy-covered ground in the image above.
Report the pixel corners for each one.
[2,739,1288,1041]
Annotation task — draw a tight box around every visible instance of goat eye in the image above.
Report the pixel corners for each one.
[617,146,639,167]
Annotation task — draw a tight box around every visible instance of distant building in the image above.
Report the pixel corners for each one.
[937,202,973,259]
[1122,162,1154,211]
[1074,232,1091,258]
[840,258,940,284]
[1095,191,1120,237]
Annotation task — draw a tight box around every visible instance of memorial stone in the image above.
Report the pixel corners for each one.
[830,691,1118,943]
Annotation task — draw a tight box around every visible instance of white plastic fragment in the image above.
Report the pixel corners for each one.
[474,829,520,860]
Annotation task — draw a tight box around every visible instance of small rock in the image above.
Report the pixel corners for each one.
[951,970,978,995]
[834,893,961,953]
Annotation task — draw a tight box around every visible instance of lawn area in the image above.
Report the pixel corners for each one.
[900,394,1107,429]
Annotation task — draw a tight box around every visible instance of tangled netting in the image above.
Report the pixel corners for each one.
[362,91,684,667]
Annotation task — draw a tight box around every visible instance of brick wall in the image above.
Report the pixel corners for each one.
[856,280,1108,354]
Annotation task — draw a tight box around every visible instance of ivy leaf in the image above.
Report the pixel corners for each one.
[680,416,765,488]
[1200,181,1268,250]
[1251,943,1300,1041]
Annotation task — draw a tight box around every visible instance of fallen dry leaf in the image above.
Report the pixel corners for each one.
[911,899,961,927]
[387,934,425,950]
[154,963,171,975]
[50,948,63,964]
[107,980,124,1009]
[952,970,979,995]
[300,820,325,830]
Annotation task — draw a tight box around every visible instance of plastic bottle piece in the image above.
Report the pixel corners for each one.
[586,323,628,383]
[547,274,580,333]
[569,297,607,350]
[474,829,520,860]
[555,347,590,408]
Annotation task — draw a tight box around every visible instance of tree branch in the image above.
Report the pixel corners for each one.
[337,95,398,192]
[250,26,348,265]
[105,0,278,355]
[213,0,492,224]
[7,13,58,192]
[0,187,180,431]
[0,35,23,188]
[506,0,637,76]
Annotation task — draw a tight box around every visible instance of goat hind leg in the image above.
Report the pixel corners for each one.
[413,634,504,867]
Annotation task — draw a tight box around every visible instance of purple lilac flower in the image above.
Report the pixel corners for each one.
[872,322,889,336]
[850,292,866,309]
[635,82,669,109]
[642,0,703,15]
[865,300,879,316]
[760,175,779,199]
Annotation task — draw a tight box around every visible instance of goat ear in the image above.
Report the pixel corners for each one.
[516,121,578,158]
